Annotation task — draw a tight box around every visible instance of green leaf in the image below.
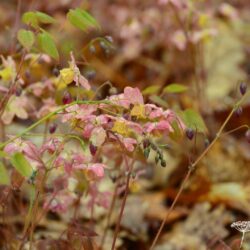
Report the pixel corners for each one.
[22,11,55,28]
[17,29,35,51]
[22,11,38,28]
[35,11,55,24]
[163,83,188,94]
[0,151,8,158]
[37,31,59,60]
[149,95,168,108]
[0,162,10,185]
[142,85,161,95]
[169,120,183,141]
[67,8,100,32]
[180,109,207,133]
[10,152,33,178]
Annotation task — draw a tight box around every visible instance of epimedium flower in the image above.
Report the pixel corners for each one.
[43,190,76,213]
[75,163,106,181]
[0,56,16,83]
[87,184,111,209]
[4,138,43,168]
[108,86,144,108]
[1,95,29,124]
[57,52,91,90]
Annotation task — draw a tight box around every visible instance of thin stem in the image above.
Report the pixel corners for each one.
[220,125,249,137]
[150,91,250,249]
[0,100,111,149]
[100,183,118,248]
[240,231,245,249]
[111,156,134,250]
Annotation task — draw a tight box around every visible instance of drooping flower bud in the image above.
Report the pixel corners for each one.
[245,129,250,143]
[186,128,194,140]
[144,147,150,159]
[240,82,247,96]
[89,143,97,156]
[49,123,57,134]
[235,106,243,117]
[62,91,72,105]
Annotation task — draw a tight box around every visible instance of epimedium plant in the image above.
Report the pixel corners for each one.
[0,5,249,250]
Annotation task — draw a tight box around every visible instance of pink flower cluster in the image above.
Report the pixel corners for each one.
[3,87,185,213]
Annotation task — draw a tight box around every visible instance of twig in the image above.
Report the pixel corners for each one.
[150,91,250,249]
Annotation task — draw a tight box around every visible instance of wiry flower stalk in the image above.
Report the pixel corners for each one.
[231,221,250,248]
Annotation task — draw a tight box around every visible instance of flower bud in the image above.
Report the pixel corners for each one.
[143,139,150,149]
[89,45,96,54]
[15,87,22,96]
[204,138,210,148]
[161,160,166,168]
[186,128,194,140]
[62,91,72,104]
[109,87,118,95]
[245,129,250,143]
[144,147,150,159]
[235,106,243,117]
[105,36,113,43]
[52,67,59,77]
[240,82,247,96]
[89,143,97,156]
[49,123,57,134]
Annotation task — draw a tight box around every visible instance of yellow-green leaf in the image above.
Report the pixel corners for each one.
[180,109,207,133]
[35,11,55,24]
[22,11,55,28]
[163,83,188,94]
[37,31,59,60]
[0,162,9,185]
[10,152,33,178]
[142,85,161,95]
[67,8,100,32]
[22,11,38,28]
[149,95,168,108]
[17,29,35,51]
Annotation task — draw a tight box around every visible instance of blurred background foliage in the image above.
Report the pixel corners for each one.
[0,0,250,249]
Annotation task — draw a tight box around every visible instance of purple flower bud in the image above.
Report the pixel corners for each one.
[186,128,194,140]
[245,130,250,143]
[15,87,22,96]
[52,67,59,77]
[62,92,72,105]
[143,139,150,149]
[240,82,247,95]
[235,106,243,117]
[25,70,31,79]
[49,123,57,134]
[89,143,97,156]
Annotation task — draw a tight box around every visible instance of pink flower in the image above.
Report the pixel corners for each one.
[124,87,144,105]
[88,184,111,209]
[85,163,105,181]
[145,104,164,119]
[122,137,138,152]
[1,96,29,124]
[40,138,62,155]
[43,191,75,213]
[70,52,91,90]
[108,87,144,108]
[37,98,57,118]
[4,138,42,165]
[61,104,97,123]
